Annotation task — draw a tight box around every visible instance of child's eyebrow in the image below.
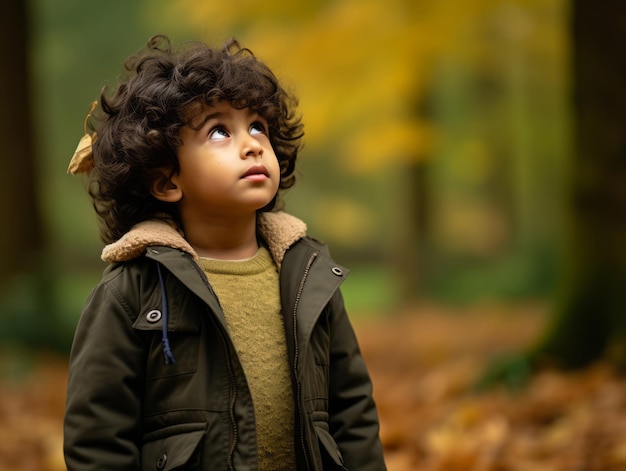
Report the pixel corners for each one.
[187,110,224,131]
[192,108,261,130]
[196,111,226,129]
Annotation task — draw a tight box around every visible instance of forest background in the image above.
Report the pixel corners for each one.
[1,0,571,343]
[3,0,626,469]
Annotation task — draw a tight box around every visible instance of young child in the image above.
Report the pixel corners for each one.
[63,35,386,471]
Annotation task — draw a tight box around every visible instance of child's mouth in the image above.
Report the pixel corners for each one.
[241,165,269,180]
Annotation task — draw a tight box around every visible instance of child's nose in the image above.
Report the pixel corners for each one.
[241,135,263,158]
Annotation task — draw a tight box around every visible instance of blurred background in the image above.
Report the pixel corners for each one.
[2,0,570,337]
[3,0,626,469]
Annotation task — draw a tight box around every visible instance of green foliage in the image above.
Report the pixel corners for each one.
[425,244,559,303]
[340,266,402,315]
[0,270,67,353]
[0,267,99,353]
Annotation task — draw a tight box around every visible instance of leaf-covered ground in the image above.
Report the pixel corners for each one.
[2,302,626,470]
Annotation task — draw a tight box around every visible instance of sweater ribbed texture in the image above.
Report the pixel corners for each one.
[198,247,296,471]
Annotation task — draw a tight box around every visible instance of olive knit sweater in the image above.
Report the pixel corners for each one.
[198,247,296,471]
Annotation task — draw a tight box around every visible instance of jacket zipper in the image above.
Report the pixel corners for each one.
[194,261,239,471]
[216,316,238,471]
[292,250,319,471]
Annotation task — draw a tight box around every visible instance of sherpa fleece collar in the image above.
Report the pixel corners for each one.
[101,211,308,270]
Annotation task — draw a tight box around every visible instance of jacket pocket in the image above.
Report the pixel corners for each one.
[141,422,207,470]
[133,305,201,379]
[316,426,349,471]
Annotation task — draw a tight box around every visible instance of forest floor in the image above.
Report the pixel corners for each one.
[2,301,626,471]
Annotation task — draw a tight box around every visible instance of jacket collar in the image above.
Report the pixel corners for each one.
[101,211,307,270]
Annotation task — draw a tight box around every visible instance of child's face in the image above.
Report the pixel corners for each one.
[170,101,280,221]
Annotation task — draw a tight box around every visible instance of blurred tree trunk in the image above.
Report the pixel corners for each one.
[0,0,43,285]
[530,0,626,368]
[393,160,429,302]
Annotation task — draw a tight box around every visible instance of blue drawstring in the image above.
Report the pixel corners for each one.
[156,263,176,365]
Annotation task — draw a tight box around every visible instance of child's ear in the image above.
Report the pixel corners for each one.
[151,169,182,203]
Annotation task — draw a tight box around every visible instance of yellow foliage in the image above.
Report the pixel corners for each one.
[161,0,567,177]
[434,198,510,255]
[341,119,438,174]
[312,197,375,246]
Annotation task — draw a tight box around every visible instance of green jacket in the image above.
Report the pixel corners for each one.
[64,212,386,471]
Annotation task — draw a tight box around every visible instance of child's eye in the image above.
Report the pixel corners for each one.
[209,127,229,140]
[250,122,267,136]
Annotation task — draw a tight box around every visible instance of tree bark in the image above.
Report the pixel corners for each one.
[476,0,626,389]
[528,0,626,368]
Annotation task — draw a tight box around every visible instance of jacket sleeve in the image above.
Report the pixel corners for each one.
[327,290,387,470]
[64,271,145,470]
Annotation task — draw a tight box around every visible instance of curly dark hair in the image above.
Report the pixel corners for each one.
[86,34,303,243]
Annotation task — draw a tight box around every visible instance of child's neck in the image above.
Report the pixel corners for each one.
[184,214,259,260]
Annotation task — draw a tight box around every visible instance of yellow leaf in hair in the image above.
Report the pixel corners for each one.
[67,132,96,175]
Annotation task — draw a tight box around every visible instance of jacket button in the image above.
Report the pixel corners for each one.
[156,453,167,470]
[331,266,343,276]
[146,310,162,323]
